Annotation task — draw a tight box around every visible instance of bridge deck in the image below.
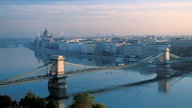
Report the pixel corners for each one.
[0,53,188,87]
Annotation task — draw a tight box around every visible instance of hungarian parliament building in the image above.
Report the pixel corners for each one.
[34,28,57,49]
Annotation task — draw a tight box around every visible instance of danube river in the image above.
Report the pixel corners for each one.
[1,46,192,108]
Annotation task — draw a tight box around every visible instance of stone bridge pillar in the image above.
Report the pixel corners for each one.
[49,55,67,89]
[165,48,170,62]
[159,47,170,63]
[50,55,65,76]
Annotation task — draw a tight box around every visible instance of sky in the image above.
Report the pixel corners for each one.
[1,0,192,38]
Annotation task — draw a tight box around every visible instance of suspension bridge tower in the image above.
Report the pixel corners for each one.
[50,55,65,76]
[159,47,170,63]
[156,47,173,78]
[48,55,67,89]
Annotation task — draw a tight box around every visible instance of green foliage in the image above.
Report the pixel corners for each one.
[19,92,46,108]
[69,93,94,108]
[46,99,56,108]
[19,92,56,108]
[0,92,108,108]
[69,93,108,108]
[92,103,108,108]
[0,95,17,108]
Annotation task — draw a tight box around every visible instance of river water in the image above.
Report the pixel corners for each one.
[1,46,192,108]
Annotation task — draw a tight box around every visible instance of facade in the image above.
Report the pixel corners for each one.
[80,43,97,55]
[34,28,56,49]
[67,42,81,54]
[144,41,158,57]
[56,35,174,60]
[123,44,145,58]
[58,41,68,52]
[102,42,123,56]
[171,40,192,48]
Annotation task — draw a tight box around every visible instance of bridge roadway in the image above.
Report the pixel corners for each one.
[0,75,51,87]
[0,54,183,87]
[0,64,133,87]
[0,54,167,87]
[1,53,190,87]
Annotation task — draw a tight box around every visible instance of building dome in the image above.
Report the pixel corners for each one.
[43,27,51,37]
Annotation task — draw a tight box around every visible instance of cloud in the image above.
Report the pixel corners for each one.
[1,1,192,37]
[2,2,192,19]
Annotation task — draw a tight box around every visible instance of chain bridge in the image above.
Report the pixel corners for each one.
[0,47,190,88]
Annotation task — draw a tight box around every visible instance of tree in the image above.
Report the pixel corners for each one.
[0,95,17,108]
[1,92,108,108]
[69,93,94,108]
[19,92,46,108]
[92,103,108,108]
[68,93,108,108]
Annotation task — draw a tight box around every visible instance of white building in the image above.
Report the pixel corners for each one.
[34,28,56,49]
[80,43,97,55]
[102,43,123,56]
[67,42,81,54]
[171,40,192,48]
[58,41,68,52]
[123,44,145,58]
[144,41,158,57]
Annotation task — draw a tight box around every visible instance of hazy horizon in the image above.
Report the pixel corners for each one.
[1,0,192,38]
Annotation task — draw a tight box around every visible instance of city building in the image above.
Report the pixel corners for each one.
[102,42,123,56]
[171,40,192,48]
[123,44,145,58]
[67,42,81,54]
[80,42,97,55]
[34,28,57,49]
[144,41,158,57]
[58,40,68,52]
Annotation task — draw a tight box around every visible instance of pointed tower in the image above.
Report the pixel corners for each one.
[43,27,52,39]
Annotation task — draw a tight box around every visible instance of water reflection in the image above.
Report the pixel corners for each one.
[48,78,67,108]
[158,79,170,93]
[34,49,53,64]
[48,89,66,108]
[156,64,173,94]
